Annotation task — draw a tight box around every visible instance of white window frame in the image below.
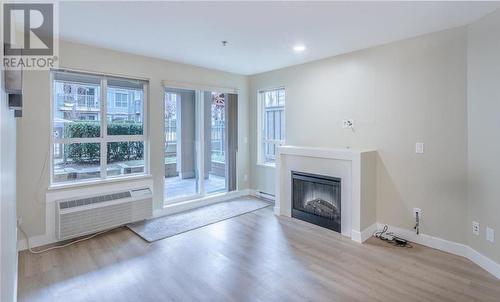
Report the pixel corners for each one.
[257,87,285,167]
[49,70,150,187]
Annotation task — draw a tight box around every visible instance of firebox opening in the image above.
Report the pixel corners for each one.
[291,171,341,233]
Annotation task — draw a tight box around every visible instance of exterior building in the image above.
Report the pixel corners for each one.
[53,81,143,124]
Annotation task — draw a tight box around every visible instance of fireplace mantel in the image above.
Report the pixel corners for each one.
[275,145,377,243]
[276,145,376,160]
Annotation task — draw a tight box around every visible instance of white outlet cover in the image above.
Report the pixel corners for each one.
[416,143,425,154]
[472,221,480,236]
[486,227,495,242]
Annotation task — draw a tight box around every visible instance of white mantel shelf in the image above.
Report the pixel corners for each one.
[275,145,377,243]
[278,146,377,160]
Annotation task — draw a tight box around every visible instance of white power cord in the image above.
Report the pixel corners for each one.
[18,225,117,254]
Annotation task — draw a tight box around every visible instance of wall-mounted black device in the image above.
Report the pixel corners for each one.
[8,94,22,118]
[8,94,22,110]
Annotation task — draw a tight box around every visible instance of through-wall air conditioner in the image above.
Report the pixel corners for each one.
[56,188,153,240]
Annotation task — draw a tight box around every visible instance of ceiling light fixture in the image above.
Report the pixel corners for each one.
[293,45,306,52]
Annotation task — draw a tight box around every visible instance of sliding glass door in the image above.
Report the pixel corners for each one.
[164,87,237,203]
[164,88,199,201]
[204,92,227,194]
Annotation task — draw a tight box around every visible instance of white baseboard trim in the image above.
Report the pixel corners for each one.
[351,223,378,243]
[18,189,252,251]
[377,223,500,279]
[376,223,468,256]
[17,232,55,251]
[466,246,500,279]
[273,206,280,215]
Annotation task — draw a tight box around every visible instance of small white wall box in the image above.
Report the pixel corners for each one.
[486,227,494,242]
[472,221,480,236]
[415,143,425,154]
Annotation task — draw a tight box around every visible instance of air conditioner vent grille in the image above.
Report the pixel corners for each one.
[59,191,132,209]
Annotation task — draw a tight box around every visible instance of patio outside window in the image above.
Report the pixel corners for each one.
[51,70,148,185]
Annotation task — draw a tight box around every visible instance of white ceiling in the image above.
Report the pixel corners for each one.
[59,1,500,75]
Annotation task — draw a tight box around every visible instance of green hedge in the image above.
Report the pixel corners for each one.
[65,142,100,164]
[64,121,144,164]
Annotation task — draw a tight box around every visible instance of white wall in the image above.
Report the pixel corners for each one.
[1,71,18,301]
[17,40,250,238]
[467,9,500,264]
[250,27,468,244]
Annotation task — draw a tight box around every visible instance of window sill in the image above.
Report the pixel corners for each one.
[256,162,276,168]
[48,174,153,191]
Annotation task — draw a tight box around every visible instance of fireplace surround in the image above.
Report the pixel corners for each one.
[292,171,341,232]
[275,146,377,242]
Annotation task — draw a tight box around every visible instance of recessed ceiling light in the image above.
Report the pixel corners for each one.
[293,45,306,52]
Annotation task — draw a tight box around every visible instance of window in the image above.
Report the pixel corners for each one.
[51,70,148,184]
[258,88,285,165]
[114,92,128,108]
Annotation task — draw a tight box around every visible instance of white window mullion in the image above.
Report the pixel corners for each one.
[143,83,149,175]
[100,78,108,179]
[198,90,206,196]
[53,137,102,144]
[103,135,144,143]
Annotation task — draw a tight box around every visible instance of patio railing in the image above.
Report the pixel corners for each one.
[164,119,226,163]
[57,93,99,110]
[211,121,225,163]
[165,121,177,144]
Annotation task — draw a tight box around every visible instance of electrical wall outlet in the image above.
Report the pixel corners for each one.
[486,227,495,243]
[472,221,480,236]
[243,174,248,182]
[413,208,422,218]
[415,143,425,154]
[342,119,354,129]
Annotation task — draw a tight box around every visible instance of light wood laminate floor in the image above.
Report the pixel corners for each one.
[18,206,500,302]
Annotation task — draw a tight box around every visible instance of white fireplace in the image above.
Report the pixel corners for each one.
[275,146,377,242]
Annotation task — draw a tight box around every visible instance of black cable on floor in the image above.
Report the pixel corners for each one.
[373,225,413,248]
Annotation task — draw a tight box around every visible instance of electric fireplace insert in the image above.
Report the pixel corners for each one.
[291,171,341,233]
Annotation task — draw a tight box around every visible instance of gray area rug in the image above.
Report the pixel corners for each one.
[127,196,271,242]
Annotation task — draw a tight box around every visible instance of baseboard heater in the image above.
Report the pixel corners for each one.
[56,188,153,240]
[256,191,275,201]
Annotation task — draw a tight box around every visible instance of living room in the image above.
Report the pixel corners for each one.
[1,2,500,301]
